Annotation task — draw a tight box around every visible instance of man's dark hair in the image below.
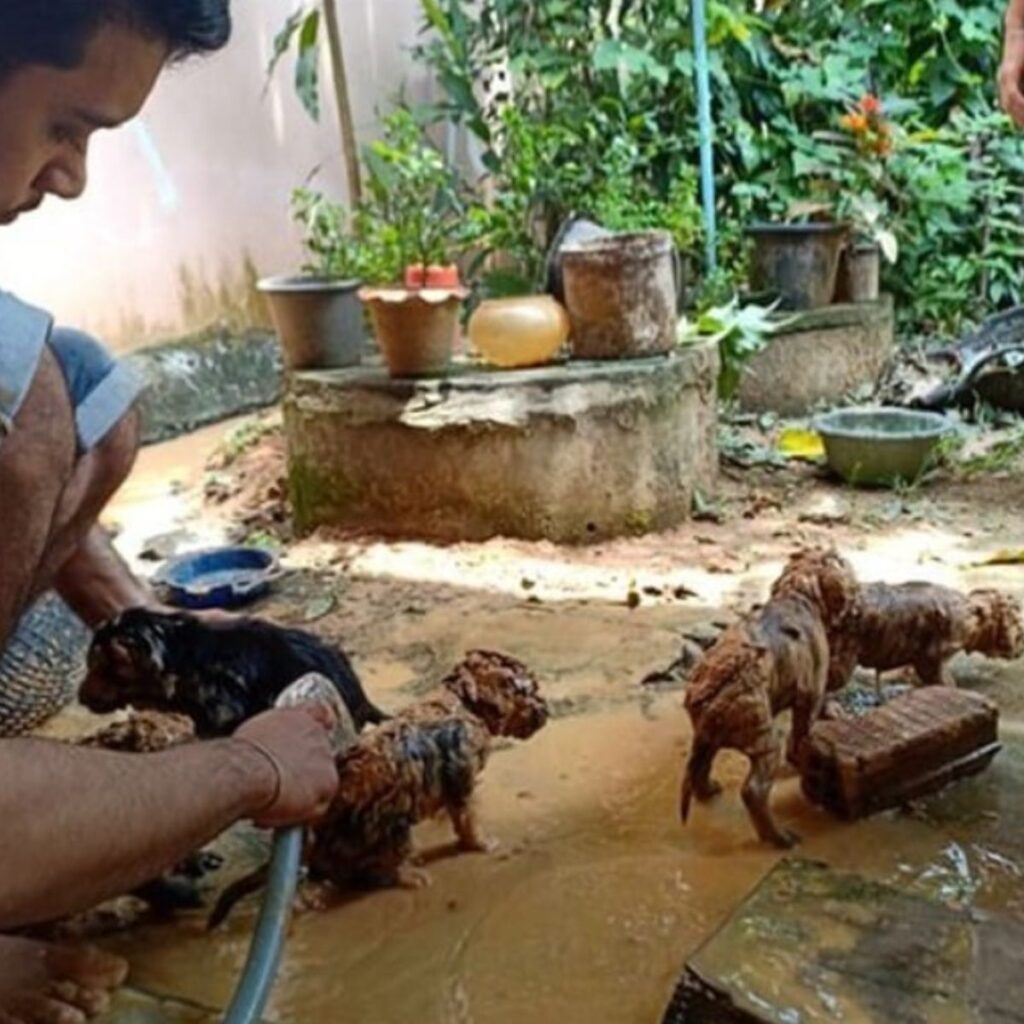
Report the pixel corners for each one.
[0,1,231,76]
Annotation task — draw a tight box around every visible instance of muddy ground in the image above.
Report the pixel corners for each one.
[52,414,1024,1023]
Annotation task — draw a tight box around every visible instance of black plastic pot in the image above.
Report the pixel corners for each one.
[746,223,848,310]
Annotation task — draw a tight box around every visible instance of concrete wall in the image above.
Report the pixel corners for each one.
[0,0,428,352]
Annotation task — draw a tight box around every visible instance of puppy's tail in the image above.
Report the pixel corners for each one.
[680,739,715,824]
[360,700,391,726]
[207,863,270,931]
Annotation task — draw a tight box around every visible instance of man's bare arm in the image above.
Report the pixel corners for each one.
[0,707,338,929]
[1000,0,1024,126]
[53,524,154,628]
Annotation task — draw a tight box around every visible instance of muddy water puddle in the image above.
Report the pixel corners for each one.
[100,698,1024,1024]
[84,421,1024,1022]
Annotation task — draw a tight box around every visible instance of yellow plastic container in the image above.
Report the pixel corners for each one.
[468,295,570,369]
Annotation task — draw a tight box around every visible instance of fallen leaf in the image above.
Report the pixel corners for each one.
[778,426,825,461]
[301,593,337,623]
[970,548,1024,567]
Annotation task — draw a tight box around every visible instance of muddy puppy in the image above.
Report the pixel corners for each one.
[80,608,388,737]
[208,651,548,927]
[680,548,859,848]
[829,582,1023,695]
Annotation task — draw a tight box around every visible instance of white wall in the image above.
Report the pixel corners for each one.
[0,0,430,351]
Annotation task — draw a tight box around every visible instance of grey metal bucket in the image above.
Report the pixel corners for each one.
[259,276,364,371]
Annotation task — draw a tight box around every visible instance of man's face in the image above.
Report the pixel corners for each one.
[0,24,167,224]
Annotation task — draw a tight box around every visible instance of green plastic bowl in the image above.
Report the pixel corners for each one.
[813,407,953,487]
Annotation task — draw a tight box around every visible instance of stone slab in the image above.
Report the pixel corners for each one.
[128,328,281,445]
[663,857,1024,1024]
[283,343,719,543]
[737,297,895,416]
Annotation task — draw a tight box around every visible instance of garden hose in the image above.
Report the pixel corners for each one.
[222,674,357,1024]
[222,826,304,1024]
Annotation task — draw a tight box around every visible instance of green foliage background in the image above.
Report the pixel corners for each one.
[414,0,1024,336]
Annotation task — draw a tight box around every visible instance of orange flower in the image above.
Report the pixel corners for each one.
[859,94,882,115]
[840,112,868,133]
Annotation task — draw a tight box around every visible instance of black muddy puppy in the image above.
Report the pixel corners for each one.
[80,608,389,736]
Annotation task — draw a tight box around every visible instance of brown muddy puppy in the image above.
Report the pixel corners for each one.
[829,582,1024,695]
[77,710,196,752]
[208,651,548,927]
[680,548,859,848]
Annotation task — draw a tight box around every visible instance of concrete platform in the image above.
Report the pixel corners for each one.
[664,858,1024,1023]
[282,341,719,543]
[737,298,895,416]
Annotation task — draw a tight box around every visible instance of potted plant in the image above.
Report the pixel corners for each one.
[357,111,469,378]
[745,215,848,311]
[258,188,366,370]
[832,96,900,303]
[834,194,898,303]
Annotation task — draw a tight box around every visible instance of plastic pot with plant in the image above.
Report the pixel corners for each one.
[834,194,898,304]
[259,188,367,370]
[825,94,901,303]
[356,110,469,378]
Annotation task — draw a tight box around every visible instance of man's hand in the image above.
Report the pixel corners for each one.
[1000,27,1024,127]
[232,706,340,829]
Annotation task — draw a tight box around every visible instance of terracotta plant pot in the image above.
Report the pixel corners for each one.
[834,244,881,304]
[403,264,462,290]
[258,275,364,370]
[359,287,468,378]
[746,222,848,310]
[561,230,678,360]
[468,295,571,369]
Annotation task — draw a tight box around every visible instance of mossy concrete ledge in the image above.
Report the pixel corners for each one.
[128,328,281,445]
[283,340,719,543]
[737,296,895,416]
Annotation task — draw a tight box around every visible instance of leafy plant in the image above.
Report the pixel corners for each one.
[677,298,787,399]
[291,188,363,280]
[359,109,468,282]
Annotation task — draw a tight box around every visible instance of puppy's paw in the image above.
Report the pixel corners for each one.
[772,828,801,850]
[821,700,851,721]
[462,835,499,855]
[397,866,433,890]
[695,780,723,801]
[297,882,334,913]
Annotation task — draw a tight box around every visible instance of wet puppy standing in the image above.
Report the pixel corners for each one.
[828,582,1024,695]
[209,650,549,926]
[680,549,859,848]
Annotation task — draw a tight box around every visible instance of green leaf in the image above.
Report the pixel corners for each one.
[267,6,306,80]
[294,8,321,121]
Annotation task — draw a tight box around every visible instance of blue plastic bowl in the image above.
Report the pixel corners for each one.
[154,547,282,610]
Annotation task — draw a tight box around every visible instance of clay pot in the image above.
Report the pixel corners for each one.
[258,275,364,370]
[468,295,570,369]
[746,222,848,310]
[834,244,881,304]
[359,287,468,378]
[561,230,678,360]
[403,264,462,289]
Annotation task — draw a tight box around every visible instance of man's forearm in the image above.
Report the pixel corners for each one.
[0,737,275,929]
[54,525,154,627]
[1009,0,1024,29]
